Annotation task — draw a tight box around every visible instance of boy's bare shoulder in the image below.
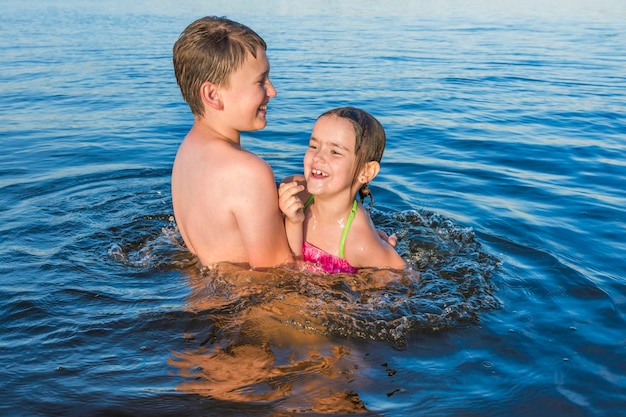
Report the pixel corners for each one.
[231,148,275,180]
[203,147,277,203]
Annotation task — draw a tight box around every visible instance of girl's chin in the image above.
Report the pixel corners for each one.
[305,184,322,195]
[306,186,332,197]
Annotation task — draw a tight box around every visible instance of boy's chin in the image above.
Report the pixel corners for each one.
[252,118,268,130]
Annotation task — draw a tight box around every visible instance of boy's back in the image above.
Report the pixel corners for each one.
[171,16,292,268]
[172,124,291,268]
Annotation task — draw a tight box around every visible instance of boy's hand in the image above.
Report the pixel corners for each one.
[377,229,398,247]
[278,181,305,224]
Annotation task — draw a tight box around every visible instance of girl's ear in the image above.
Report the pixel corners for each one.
[358,161,380,184]
[200,81,223,110]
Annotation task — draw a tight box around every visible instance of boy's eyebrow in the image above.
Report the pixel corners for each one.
[259,61,270,76]
[256,69,270,81]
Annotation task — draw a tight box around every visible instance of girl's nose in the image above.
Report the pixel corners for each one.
[312,149,325,163]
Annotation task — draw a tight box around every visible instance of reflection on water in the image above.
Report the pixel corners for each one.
[169,314,367,411]
[155,208,500,412]
[167,263,369,412]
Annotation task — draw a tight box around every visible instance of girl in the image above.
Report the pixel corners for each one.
[279,107,406,274]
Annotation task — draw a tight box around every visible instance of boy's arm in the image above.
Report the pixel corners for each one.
[232,158,293,269]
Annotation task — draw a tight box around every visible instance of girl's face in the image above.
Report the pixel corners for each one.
[304,115,359,199]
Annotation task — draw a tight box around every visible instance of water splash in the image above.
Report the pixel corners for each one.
[107,214,196,269]
[110,208,502,349]
[162,208,503,408]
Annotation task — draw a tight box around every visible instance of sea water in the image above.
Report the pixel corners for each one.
[1,0,625,416]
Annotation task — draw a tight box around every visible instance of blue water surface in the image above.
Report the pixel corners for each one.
[1,0,625,416]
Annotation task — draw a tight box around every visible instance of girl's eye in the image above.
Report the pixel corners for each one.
[331,149,342,155]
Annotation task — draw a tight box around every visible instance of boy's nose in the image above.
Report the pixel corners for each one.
[266,79,277,97]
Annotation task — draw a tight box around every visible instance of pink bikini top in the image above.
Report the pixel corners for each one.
[301,196,359,274]
[302,241,359,274]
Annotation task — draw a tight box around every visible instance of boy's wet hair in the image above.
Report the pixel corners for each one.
[318,107,386,205]
[173,16,267,116]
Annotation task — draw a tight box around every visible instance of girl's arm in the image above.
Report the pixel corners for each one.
[278,178,307,258]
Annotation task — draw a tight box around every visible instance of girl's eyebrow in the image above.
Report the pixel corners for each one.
[310,137,351,152]
[332,143,351,151]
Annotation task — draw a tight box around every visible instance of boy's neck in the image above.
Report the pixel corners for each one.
[192,117,242,147]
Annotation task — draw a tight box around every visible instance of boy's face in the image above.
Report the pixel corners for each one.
[220,46,276,133]
[304,115,359,198]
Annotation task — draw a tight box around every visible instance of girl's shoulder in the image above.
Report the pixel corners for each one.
[348,206,386,248]
[346,205,406,270]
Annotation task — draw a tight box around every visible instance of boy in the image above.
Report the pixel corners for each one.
[171,16,293,269]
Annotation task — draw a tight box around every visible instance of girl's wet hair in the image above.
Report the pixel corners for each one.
[318,107,386,206]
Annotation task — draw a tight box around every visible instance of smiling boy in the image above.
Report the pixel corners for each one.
[171,16,293,268]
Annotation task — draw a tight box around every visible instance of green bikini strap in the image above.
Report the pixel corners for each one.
[339,199,358,259]
[303,194,314,210]
[303,195,357,260]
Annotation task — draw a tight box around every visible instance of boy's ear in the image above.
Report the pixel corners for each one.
[358,161,380,184]
[200,81,223,110]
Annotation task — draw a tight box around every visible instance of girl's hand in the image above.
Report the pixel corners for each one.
[278,181,305,224]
